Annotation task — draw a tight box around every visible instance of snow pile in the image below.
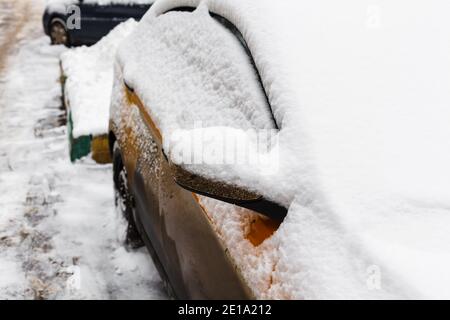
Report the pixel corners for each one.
[61,19,138,138]
[115,0,450,299]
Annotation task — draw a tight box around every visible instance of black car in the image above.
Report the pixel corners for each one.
[43,0,153,46]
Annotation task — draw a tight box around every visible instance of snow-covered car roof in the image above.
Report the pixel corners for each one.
[117,0,450,299]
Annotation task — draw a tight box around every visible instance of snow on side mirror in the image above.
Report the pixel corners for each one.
[169,161,287,221]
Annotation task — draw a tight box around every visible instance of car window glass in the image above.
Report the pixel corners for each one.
[124,8,276,132]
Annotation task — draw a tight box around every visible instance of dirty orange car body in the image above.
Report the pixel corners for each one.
[109,83,285,299]
[108,6,286,300]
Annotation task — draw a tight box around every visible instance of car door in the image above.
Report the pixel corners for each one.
[123,81,253,299]
[125,8,276,299]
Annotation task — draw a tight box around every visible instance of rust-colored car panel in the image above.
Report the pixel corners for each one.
[110,83,255,299]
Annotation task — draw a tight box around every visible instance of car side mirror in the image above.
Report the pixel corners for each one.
[169,162,287,221]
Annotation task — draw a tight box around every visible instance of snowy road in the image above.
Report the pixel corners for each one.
[0,0,166,299]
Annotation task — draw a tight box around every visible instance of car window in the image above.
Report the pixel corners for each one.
[163,7,278,130]
[124,8,277,132]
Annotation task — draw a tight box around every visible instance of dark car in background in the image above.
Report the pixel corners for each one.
[43,0,153,46]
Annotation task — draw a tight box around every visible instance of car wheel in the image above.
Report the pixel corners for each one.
[49,19,70,46]
[113,142,144,249]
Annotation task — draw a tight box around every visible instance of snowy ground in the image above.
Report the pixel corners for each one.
[0,0,166,299]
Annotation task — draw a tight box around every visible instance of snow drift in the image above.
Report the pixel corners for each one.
[61,19,138,139]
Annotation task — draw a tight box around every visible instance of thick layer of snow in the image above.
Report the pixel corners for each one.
[0,0,165,299]
[117,7,275,135]
[116,0,450,299]
[61,19,138,138]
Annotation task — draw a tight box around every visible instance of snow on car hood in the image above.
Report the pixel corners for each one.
[118,0,450,299]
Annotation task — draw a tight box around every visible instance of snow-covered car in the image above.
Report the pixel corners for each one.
[110,0,450,300]
[110,2,284,299]
[43,0,153,46]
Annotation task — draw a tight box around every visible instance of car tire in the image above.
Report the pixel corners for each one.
[113,142,144,250]
[49,18,70,46]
